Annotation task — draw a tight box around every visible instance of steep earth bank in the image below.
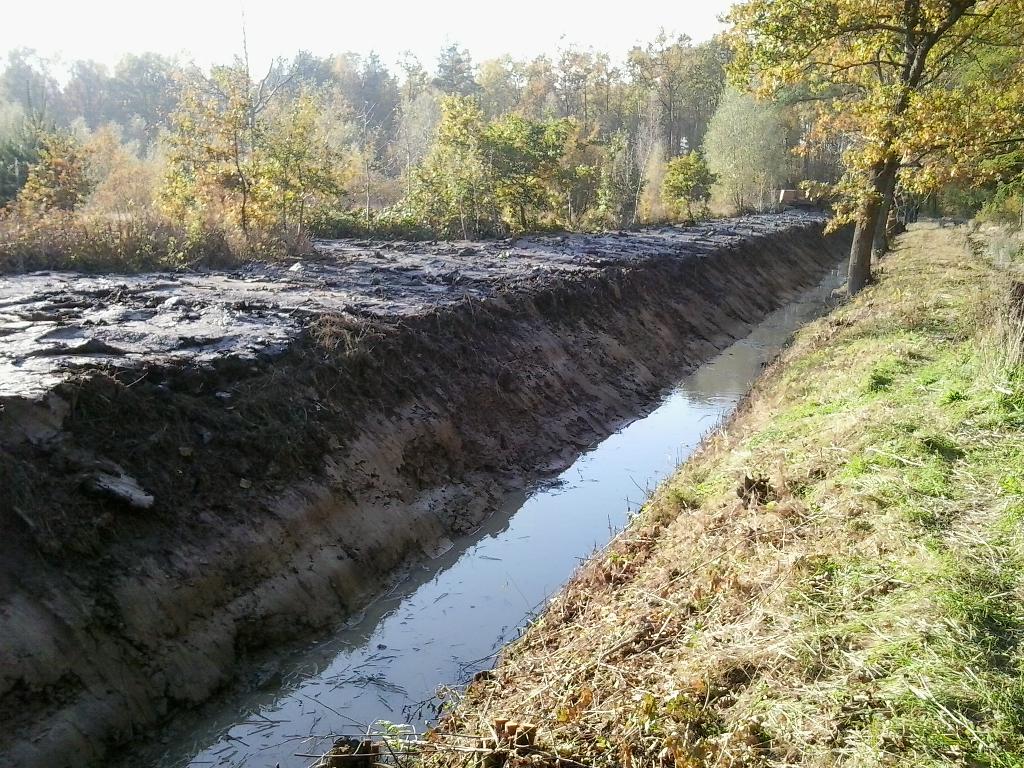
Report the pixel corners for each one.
[0,213,850,767]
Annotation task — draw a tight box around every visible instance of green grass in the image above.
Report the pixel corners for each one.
[757,227,1024,766]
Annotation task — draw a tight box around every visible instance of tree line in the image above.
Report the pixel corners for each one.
[0,35,833,269]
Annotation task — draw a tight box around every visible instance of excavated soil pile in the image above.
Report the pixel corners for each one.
[0,212,850,767]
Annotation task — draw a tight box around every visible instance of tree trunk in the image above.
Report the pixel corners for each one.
[871,160,899,261]
[240,188,249,240]
[848,159,897,296]
[847,195,880,297]
[364,172,371,231]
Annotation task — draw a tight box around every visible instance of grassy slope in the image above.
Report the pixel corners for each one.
[438,224,1024,767]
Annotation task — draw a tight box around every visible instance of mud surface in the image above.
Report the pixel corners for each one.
[2,214,825,398]
[0,212,850,767]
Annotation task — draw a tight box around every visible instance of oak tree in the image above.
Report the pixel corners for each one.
[729,0,1024,293]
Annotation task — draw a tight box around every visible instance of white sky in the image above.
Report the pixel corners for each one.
[0,0,733,77]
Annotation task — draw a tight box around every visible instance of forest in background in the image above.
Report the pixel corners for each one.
[1,0,1023,277]
[0,35,839,270]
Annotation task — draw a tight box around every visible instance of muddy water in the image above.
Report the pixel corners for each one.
[146,267,844,768]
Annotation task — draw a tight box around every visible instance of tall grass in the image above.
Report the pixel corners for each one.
[0,209,237,273]
[976,279,1024,397]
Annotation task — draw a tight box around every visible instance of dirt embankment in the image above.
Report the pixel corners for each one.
[0,213,850,767]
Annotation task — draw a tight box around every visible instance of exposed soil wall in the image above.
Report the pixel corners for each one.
[0,214,851,767]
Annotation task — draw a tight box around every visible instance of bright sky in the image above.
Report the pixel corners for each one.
[0,0,733,77]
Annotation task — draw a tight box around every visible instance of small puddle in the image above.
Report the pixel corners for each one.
[147,266,845,768]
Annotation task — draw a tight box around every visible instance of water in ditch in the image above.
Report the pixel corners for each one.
[150,266,844,768]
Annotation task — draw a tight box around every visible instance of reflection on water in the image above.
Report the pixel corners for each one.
[149,268,843,768]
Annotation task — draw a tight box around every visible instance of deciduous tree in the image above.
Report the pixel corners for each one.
[407,96,498,238]
[729,0,1024,294]
[482,114,570,230]
[662,151,715,220]
[162,59,339,245]
[262,93,344,236]
[0,49,61,125]
[18,132,91,212]
[703,89,792,213]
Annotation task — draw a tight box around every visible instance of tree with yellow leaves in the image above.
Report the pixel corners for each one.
[17,132,92,213]
[729,0,1024,294]
[896,44,1024,213]
[162,59,342,248]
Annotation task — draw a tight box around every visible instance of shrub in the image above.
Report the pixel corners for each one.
[0,209,236,273]
[308,205,433,240]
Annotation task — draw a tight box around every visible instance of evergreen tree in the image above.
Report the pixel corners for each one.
[434,45,478,97]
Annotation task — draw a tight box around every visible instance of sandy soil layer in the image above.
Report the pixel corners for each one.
[0,213,850,767]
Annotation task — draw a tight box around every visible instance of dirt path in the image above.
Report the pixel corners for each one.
[0,213,849,767]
